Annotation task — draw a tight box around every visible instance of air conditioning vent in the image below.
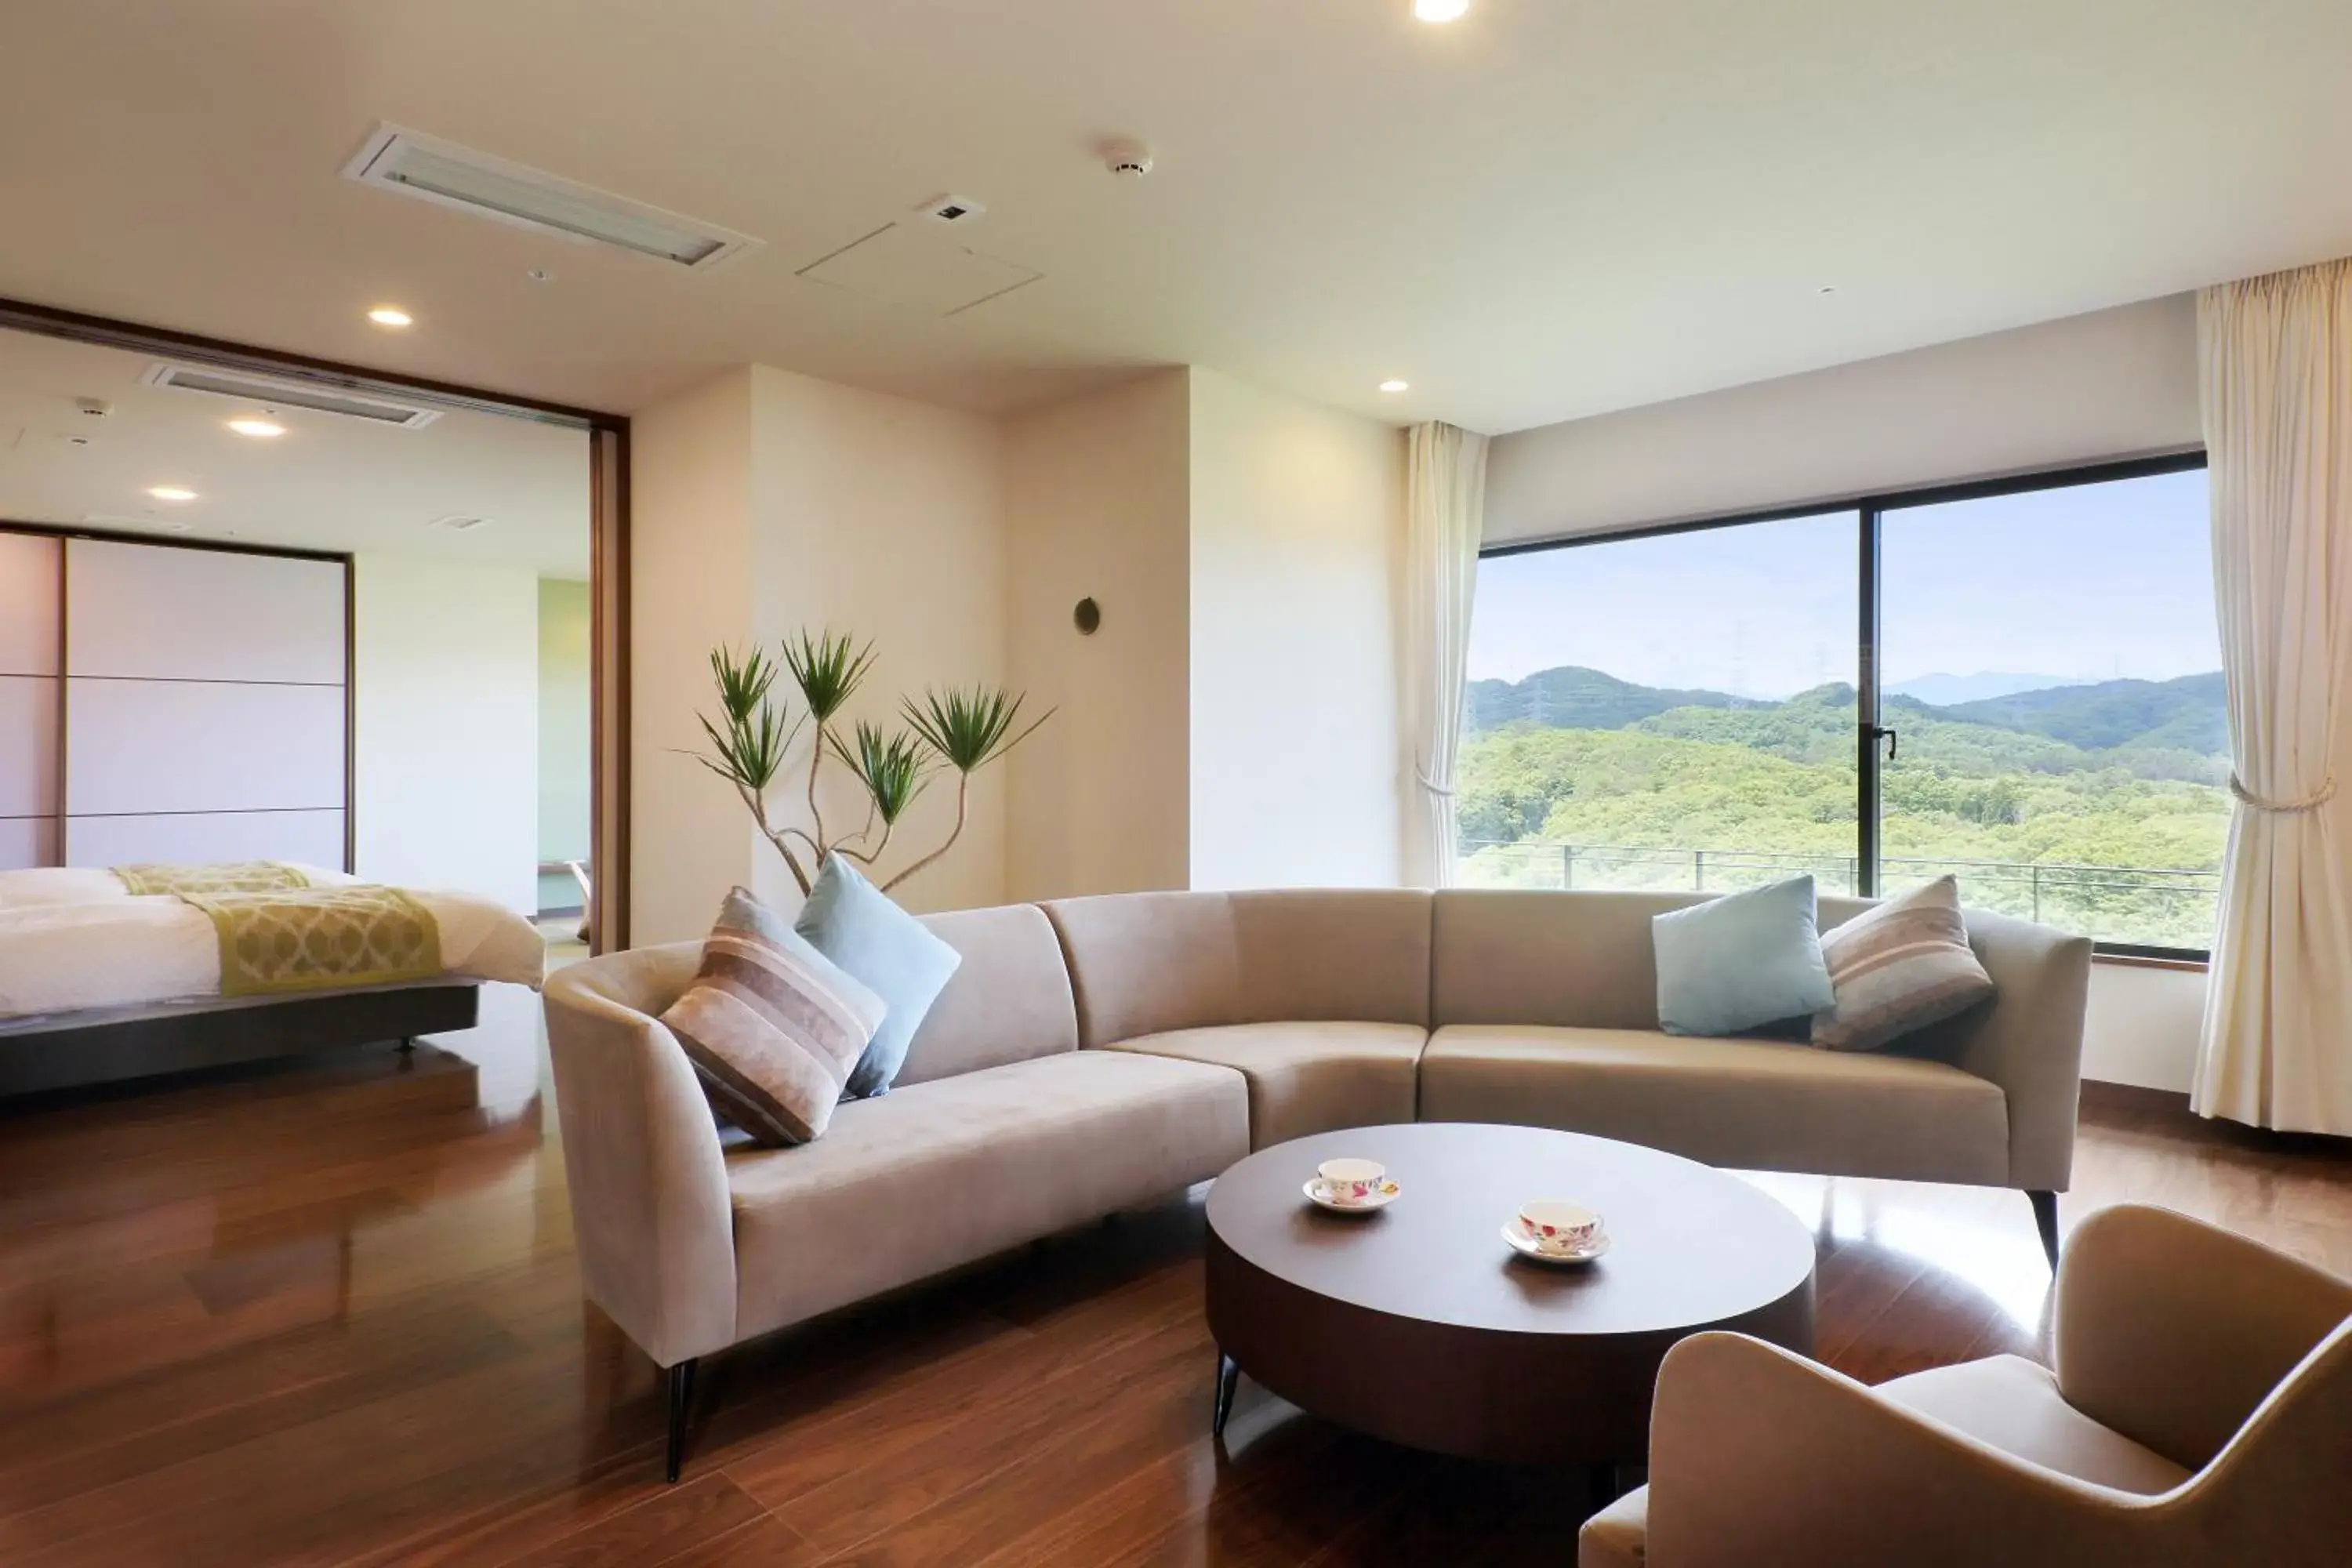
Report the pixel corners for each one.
[140,364,442,429]
[343,125,761,270]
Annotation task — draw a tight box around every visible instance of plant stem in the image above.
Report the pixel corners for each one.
[738,782,811,895]
[883,774,967,894]
[833,820,894,867]
[805,726,831,858]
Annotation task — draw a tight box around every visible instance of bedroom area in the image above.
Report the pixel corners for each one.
[0,319,596,1109]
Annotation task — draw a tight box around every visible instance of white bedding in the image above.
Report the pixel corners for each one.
[0,863,546,1021]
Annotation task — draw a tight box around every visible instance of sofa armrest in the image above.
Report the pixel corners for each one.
[2056,1203,2352,1470]
[543,949,738,1367]
[1943,909,2092,1191]
[1642,1333,2161,1566]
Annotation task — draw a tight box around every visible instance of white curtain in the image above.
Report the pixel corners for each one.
[1401,421,1490,888]
[2192,258,2352,1133]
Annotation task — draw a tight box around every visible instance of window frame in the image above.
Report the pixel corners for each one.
[1478,448,2216,963]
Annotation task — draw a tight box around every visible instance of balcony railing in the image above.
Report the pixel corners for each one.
[1456,840,2221,951]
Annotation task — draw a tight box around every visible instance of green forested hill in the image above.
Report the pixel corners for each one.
[1465,665,1761,732]
[1456,665,2232,947]
[1934,672,2230,754]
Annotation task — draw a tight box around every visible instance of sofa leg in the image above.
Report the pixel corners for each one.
[1211,1351,1240,1437]
[665,1358,699,1483]
[2027,1190,2060,1271]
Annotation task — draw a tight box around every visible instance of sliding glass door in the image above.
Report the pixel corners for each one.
[1877,468,2226,951]
[1461,455,2220,956]
[1461,509,1859,895]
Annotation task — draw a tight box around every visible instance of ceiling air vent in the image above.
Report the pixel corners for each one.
[140,364,442,430]
[343,125,761,270]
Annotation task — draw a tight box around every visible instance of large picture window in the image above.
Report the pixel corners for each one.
[1460,456,2223,957]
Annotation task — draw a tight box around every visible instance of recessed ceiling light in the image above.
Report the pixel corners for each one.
[1414,0,1471,21]
[367,305,414,328]
[1379,379,1411,394]
[146,485,198,503]
[227,416,285,439]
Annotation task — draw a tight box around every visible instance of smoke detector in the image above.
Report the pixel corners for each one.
[74,397,112,419]
[1101,139,1155,178]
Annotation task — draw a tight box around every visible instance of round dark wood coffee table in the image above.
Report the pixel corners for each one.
[1204,1122,1816,1467]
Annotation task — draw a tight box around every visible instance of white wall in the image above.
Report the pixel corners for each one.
[744,365,1009,918]
[628,368,758,946]
[1004,370,1193,901]
[1485,294,2201,546]
[352,554,539,913]
[537,576,592,913]
[1481,294,2213,1091]
[630,365,1011,943]
[2082,963,2208,1093]
[1188,369,1405,890]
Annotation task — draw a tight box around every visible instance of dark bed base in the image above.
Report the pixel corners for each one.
[0,983,481,1098]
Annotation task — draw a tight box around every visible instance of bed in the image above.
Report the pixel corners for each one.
[0,864,546,1097]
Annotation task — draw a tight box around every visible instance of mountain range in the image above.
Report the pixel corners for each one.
[1886,672,2078,705]
[1467,665,2229,760]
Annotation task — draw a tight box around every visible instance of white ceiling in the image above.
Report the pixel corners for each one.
[1,2,2348,435]
[0,328,590,575]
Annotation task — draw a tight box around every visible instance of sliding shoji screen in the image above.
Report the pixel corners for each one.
[62,539,348,869]
[0,532,62,869]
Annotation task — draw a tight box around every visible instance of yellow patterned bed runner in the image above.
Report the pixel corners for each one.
[115,861,313,897]
[180,885,444,996]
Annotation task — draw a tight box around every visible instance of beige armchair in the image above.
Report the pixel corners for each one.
[1582,1203,2352,1566]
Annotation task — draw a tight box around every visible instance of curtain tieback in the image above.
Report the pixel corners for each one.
[2229,773,2338,812]
[1414,768,1454,800]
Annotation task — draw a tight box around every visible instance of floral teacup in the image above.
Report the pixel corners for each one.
[1316,1157,1387,1206]
[1516,1200,1603,1254]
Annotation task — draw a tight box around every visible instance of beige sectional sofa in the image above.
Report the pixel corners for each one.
[543,886,2091,1479]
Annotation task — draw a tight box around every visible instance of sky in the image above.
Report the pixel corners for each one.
[1467,468,2220,699]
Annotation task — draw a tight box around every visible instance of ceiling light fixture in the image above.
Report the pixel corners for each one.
[1414,0,1471,21]
[1379,379,1410,393]
[227,416,286,439]
[147,485,198,502]
[367,305,414,328]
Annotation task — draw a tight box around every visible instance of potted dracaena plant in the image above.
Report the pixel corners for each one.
[690,630,1051,896]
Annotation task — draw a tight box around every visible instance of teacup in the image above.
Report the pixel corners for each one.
[1316,1157,1387,1206]
[1517,1200,1602,1254]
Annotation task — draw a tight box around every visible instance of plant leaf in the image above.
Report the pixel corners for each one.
[828,721,935,824]
[903,685,1055,774]
[782,630,877,724]
[695,648,801,793]
[709,644,779,727]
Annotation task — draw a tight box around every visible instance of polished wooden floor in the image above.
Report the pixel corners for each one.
[2,982,2348,1566]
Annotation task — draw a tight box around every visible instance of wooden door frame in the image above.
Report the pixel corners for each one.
[0,296,633,951]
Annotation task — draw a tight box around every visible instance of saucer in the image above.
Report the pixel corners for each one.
[1305,1177,1401,1214]
[1501,1223,1610,1265]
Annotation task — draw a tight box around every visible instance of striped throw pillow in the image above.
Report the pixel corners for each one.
[662,887,888,1145]
[1812,876,1997,1053]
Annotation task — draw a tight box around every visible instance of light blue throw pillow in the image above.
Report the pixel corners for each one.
[1652,875,1836,1038]
[794,855,962,1098]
